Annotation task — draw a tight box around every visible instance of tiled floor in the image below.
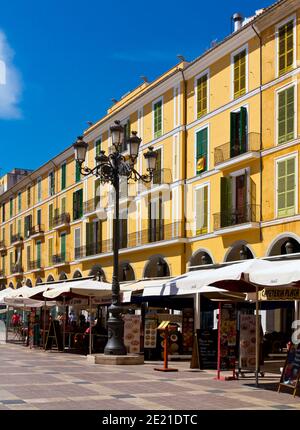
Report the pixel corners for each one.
[0,343,299,410]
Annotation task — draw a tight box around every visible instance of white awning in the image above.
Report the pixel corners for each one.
[4,297,57,308]
[249,259,300,286]
[43,279,112,299]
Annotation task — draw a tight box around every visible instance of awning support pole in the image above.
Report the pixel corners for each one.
[5,306,9,343]
[43,299,46,350]
[255,285,259,387]
[63,296,66,351]
[89,296,92,356]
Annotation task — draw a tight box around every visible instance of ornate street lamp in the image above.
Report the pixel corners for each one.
[73,121,157,355]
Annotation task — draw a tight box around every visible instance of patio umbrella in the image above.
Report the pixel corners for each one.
[249,259,300,286]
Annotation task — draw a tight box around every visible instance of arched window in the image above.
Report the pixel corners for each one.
[47,275,55,283]
[25,279,32,288]
[59,272,68,281]
[73,270,82,279]
[36,277,43,286]
[268,236,300,257]
[16,281,23,289]
[119,263,135,282]
[89,265,106,282]
[225,243,254,262]
[190,250,213,270]
[144,256,170,278]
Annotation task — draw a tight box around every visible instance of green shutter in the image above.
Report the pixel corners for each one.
[61,197,66,215]
[230,112,238,157]
[37,242,41,266]
[49,204,53,230]
[278,86,294,144]
[95,138,101,156]
[239,107,248,153]
[78,189,83,219]
[75,161,81,183]
[234,50,246,99]
[196,128,208,174]
[48,238,53,266]
[196,186,208,235]
[73,192,77,220]
[61,234,66,259]
[154,100,162,138]
[220,177,232,227]
[279,20,294,76]
[61,164,66,190]
[277,157,295,217]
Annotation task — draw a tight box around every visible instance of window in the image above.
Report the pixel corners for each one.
[148,197,163,242]
[27,246,31,269]
[196,73,208,118]
[18,192,22,212]
[75,161,81,183]
[18,219,22,236]
[230,107,248,157]
[49,204,54,230]
[233,49,246,99]
[27,186,31,208]
[278,19,294,76]
[37,178,42,202]
[86,221,102,256]
[24,215,32,239]
[121,120,131,152]
[49,171,55,196]
[95,138,102,157]
[36,241,41,267]
[73,189,83,220]
[195,185,208,235]
[48,238,53,266]
[2,227,5,242]
[276,156,296,218]
[277,85,295,145]
[95,178,101,207]
[60,233,66,260]
[61,197,66,215]
[153,148,162,185]
[196,127,208,175]
[37,209,42,226]
[2,204,5,223]
[10,224,13,243]
[10,252,14,271]
[74,228,81,259]
[153,99,162,139]
[61,163,66,190]
[9,198,13,218]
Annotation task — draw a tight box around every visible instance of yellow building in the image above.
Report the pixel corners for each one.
[0,0,299,332]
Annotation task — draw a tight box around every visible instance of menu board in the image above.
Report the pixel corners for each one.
[219,303,237,371]
[144,317,157,349]
[239,314,259,370]
[123,315,141,354]
[198,329,218,369]
[182,308,194,354]
[279,342,300,394]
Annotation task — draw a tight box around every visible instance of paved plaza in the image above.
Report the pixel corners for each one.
[0,343,299,410]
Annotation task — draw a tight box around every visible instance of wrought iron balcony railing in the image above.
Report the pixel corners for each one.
[52,213,70,228]
[10,264,23,274]
[11,234,23,245]
[213,204,260,230]
[28,260,43,271]
[51,253,70,265]
[83,198,101,215]
[30,224,45,237]
[75,242,102,260]
[0,270,6,278]
[214,132,260,165]
[138,168,172,192]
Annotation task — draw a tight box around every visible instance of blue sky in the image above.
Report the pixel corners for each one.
[0,0,273,175]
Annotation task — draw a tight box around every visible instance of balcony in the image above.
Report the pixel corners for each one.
[28,260,43,272]
[213,204,260,235]
[138,168,172,195]
[52,213,70,230]
[30,224,45,240]
[75,242,102,260]
[10,264,24,275]
[0,241,6,255]
[0,270,6,279]
[214,133,260,169]
[51,253,70,267]
[11,234,23,247]
[83,198,107,220]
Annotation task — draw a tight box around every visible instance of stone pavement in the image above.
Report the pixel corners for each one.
[0,343,299,410]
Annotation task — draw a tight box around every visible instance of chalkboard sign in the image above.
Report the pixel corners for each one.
[219,303,238,371]
[190,329,218,370]
[278,342,300,397]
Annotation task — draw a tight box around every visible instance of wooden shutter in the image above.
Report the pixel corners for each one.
[60,233,66,259]
[78,189,83,219]
[153,148,162,184]
[73,192,78,220]
[196,186,208,235]
[220,177,232,227]
[36,242,41,265]
[154,101,162,138]
[239,107,248,153]
[95,179,101,207]
[278,86,294,144]
[196,128,208,174]
[48,238,53,266]
[277,157,296,217]
[61,164,66,190]
[279,20,294,75]
[230,112,239,157]
[75,161,81,183]
[37,209,41,226]
[234,50,246,98]
[95,138,101,156]
[197,74,208,118]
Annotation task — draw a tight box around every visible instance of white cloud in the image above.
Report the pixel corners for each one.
[0,30,22,119]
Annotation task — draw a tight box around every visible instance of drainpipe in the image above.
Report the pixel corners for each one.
[252,24,263,242]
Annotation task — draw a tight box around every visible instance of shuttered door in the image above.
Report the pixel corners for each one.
[36,241,41,267]
[233,50,246,98]
[60,233,66,260]
[279,20,294,75]
[61,164,66,190]
[196,186,208,235]
[220,177,232,227]
[196,128,208,174]
[277,157,296,217]
[230,112,239,157]
[239,107,248,153]
[153,148,162,184]
[86,223,94,256]
[278,86,294,144]
[197,74,208,118]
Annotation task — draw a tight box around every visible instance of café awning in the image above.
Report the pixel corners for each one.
[249,259,300,286]
[43,279,112,299]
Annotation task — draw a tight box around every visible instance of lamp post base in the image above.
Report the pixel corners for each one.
[104,307,127,356]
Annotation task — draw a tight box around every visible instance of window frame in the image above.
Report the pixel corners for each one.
[231,44,248,100]
[194,123,210,176]
[275,14,296,78]
[37,177,42,203]
[275,151,298,219]
[152,96,163,140]
[194,69,209,120]
[194,182,210,236]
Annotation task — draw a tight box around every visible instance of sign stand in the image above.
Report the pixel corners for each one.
[215,302,237,381]
[154,321,178,372]
[278,341,300,397]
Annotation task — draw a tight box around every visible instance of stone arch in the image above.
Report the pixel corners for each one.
[224,241,255,262]
[0,283,6,291]
[88,265,106,282]
[8,282,14,289]
[36,277,43,286]
[189,248,214,268]
[16,280,23,289]
[59,272,68,281]
[73,270,83,279]
[144,255,170,278]
[25,279,32,288]
[47,274,55,283]
[119,262,135,282]
[266,233,300,257]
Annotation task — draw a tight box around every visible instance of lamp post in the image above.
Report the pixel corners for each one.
[73,122,157,355]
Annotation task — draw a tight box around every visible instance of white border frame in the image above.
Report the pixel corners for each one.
[230,43,248,101]
[275,80,297,146]
[194,68,210,121]
[152,96,164,140]
[194,123,210,176]
[275,14,297,78]
[194,181,210,235]
[274,151,298,219]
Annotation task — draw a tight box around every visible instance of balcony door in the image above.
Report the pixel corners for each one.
[220,173,248,227]
[86,221,101,256]
[148,196,163,242]
[230,107,247,158]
